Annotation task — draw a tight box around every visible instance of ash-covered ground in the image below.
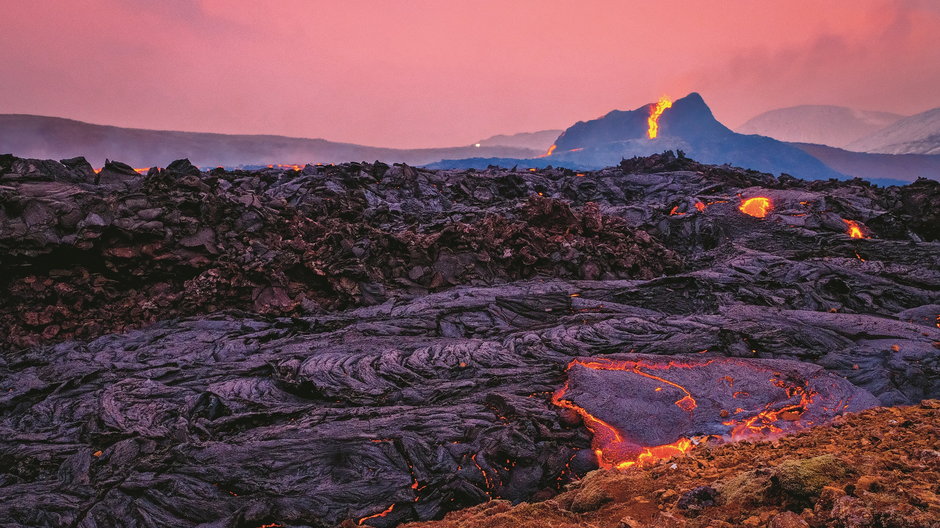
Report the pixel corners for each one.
[0,152,938,527]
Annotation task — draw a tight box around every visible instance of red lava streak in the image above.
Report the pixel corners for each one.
[358,504,395,525]
[549,356,852,471]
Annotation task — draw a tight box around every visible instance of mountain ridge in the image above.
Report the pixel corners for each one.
[736,105,905,147]
[0,114,542,167]
[846,106,940,155]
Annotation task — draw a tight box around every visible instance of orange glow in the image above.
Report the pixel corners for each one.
[358,504,395,525]
[843,219,867,238]
[694,201,706,212]
[739,197,772,218]
[552,357,819,470]
[647,96,673,139]
[551,358,703,469]
[614,437,695,470]
[267,163,305,171]
[541,144,558,157]
[721,377,814,438]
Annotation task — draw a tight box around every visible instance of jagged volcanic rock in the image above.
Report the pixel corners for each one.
[0,157,679,348]
[0,153,938,527]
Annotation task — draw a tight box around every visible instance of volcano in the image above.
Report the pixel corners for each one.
[429,93,888,181]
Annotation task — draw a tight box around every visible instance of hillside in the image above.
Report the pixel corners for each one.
[736,105,904,148]
[0,114,541,168]
[476,129,562,151]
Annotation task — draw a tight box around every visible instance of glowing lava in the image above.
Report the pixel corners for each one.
[552,358,703,469]
[541,144,558,157]
[647,96,673,139]
[550,355,876,471]
[739,197,772,218]
[843,219,868,239]
[358,504,395,525]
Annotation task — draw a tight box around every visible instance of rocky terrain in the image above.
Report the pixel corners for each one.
[0,151,938,527]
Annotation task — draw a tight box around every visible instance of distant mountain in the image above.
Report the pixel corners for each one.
[737,105,904,148]
[0,114,542,168]
[790,143,940,185]
[475,129,562,152]
[845,107,940,155]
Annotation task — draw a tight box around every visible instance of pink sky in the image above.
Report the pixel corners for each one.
[2,0,939,148]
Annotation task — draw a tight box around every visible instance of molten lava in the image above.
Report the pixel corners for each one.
[541,144,558,157]
[547,356,863,471]
[267,164,305,171]
[843,219,868,239]
[358,504,395,525]
[552,358,704,469]
[647,96,673,139]
[739,197,772,218]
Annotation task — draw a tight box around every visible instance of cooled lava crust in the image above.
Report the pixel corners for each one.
[0,152,938,527]
[553,354,880,469]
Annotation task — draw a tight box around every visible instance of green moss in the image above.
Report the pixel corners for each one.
[717,468,774,506]
[569,482,613,513]
[775,455,854,499]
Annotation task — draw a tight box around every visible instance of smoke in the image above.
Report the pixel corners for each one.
[677,0,940,126]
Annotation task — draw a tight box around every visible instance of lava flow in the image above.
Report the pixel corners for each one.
[552,358,704,469]
[358,504,395,526]
[647,96,673,139]
[551,355,878,471]
[739,196,772,218]
[843,219,868,238]
[266,163,305,171]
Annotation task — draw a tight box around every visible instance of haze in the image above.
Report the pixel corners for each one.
[2,0,938,149]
